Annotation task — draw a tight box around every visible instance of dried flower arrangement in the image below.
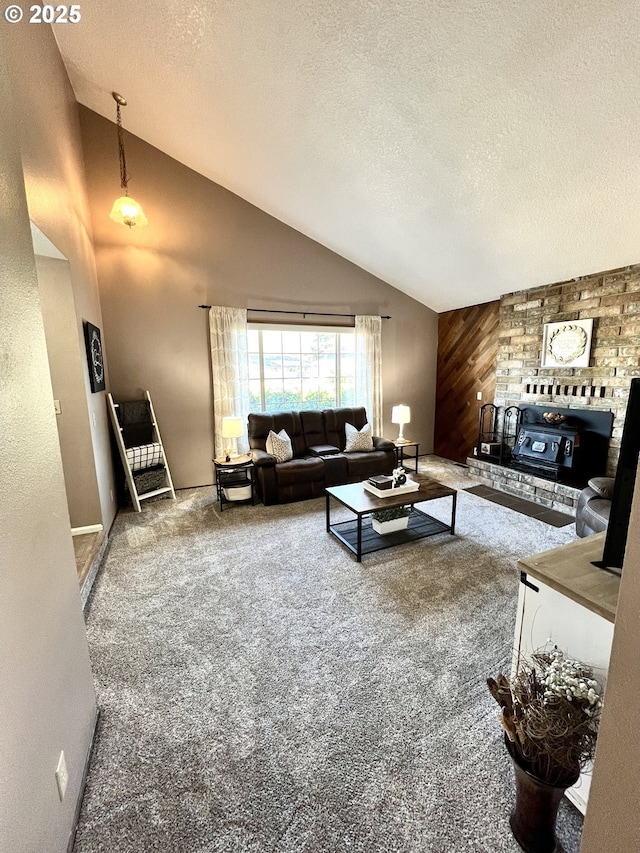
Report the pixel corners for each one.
[487,647,603,786]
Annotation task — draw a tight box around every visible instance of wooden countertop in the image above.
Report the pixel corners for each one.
[517,532,620,623]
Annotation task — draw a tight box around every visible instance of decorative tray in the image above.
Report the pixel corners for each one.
[363,479,420,499]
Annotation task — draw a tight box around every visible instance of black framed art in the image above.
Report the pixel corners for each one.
[83,321,105,393]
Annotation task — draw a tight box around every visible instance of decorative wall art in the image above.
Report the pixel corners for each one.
[541,319,593,368]
[83,321,105,392]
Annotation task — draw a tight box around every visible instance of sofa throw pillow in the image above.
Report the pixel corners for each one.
[266,428,293,463]
[344,422,374,452]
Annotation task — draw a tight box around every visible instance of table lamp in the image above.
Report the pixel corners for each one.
[391,405,411,444]
[221,416,244,461]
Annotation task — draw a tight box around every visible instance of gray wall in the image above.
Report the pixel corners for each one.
[36,256,102,528]
[78,107,439,489]
[3,25,117,533]
[0,34,97,852]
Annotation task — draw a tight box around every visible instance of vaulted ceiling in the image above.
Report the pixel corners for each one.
[54,0,639,311]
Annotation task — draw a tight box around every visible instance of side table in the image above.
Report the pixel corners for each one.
[213,454,255,512]
[393,440,420,474]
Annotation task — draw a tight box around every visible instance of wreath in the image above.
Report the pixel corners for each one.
[547,324,588,364]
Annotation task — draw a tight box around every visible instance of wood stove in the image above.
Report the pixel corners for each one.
[509,405,613,485]
[511,423,581,480]
[476,404,613,486]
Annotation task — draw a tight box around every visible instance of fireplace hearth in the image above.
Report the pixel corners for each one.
[466,455,583,515]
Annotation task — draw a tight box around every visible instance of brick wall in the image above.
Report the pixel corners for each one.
[495,264,640,475]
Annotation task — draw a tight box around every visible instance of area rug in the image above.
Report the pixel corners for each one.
[75,458,582,852]
[464,484,574,527]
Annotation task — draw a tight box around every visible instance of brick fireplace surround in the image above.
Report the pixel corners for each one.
[466,263,640,515]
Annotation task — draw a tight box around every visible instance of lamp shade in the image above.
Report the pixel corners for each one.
[221,416,244,439]
[391,405,411,425]
[109,195,148,228]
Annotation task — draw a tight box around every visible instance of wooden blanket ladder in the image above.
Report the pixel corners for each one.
[107,390,176,512]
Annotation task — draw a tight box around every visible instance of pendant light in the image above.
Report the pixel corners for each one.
[109,92,148,228]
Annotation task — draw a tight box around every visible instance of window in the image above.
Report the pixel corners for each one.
[248,324,356,412]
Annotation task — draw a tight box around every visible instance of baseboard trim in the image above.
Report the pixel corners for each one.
[80,532,109,612]
[67,708,100,853]
[71,524,104,537]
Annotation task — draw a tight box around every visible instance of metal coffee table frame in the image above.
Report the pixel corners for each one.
[325,476,457,562]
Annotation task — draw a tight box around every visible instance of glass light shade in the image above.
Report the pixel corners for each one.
[221,416,244,439]
[109,195,148,228]
[391,405,411,425]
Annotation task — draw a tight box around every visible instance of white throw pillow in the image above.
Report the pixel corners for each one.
[265,428,293,463]
[344,422,374,452]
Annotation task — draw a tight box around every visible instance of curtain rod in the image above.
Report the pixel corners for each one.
[198,305,391,319]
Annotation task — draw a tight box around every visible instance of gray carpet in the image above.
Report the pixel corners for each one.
[75,458,583,852]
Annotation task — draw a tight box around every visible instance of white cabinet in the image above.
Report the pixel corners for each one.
[514,533,619,815]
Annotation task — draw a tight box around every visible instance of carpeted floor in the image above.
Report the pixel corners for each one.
[75,458,583,852]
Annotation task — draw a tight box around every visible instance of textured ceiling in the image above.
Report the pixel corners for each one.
[54,0,639,311]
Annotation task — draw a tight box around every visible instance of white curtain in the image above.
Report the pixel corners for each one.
[209,306,251,457]
[354,314,383,435]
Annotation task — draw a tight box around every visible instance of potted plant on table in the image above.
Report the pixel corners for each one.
[487,647,603,853]
[371,505,411,535]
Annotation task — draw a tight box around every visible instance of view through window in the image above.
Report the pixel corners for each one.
[248,325,356,412]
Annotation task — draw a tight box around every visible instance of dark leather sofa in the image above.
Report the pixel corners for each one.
[575,476,614,537]
[248,407,396,505]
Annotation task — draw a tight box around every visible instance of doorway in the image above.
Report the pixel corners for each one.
[31,223,103,584]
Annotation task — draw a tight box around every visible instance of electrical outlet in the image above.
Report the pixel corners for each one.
[54,399,62,415]
[55,751,68,801]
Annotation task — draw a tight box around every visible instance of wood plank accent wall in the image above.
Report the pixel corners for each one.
[434,301,500,463]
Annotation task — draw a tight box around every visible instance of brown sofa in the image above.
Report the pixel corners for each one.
[248,407,396,505]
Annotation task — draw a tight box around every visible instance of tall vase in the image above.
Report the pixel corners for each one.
[506,738,579,853]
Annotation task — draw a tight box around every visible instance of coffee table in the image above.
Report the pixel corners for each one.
[325,475,457,561]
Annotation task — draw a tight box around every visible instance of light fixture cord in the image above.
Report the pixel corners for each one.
[116,102,130,194]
